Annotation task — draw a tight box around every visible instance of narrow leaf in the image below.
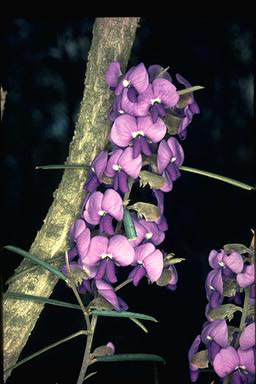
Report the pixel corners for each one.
[36,164,89,170]
[123,209,137,240]
[180,166,255,191]
[4,330,88,373]
[95,353,166,364]
[4,292,81,310]
[83,372,97,382]
[164,257,185,266]
[129,318,148,333]
[4,245,67,281]
[177,85,204,95]
[90,310,158,322]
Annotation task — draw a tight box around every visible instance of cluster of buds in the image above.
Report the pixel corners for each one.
[63,62,200,311]
[189,239,255,383]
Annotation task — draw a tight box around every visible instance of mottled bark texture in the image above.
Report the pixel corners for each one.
[3,17,140,382]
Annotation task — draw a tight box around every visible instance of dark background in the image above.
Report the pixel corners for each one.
[1,17,254,384]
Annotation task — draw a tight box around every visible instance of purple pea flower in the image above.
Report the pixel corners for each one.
[237,264,255,288]
[188,335,201,382]
[120,78,179,120]
[83,189,123,235]
[205,269,224,309]
[213,346,255,378]
[104,147,142,193]
[85,151,108,193]
[128,214,165,248]
[70,218,91,262]
[95,279,128,311]
[209,249,244,274]
[110,114,166,158]
[128,243,163,286]
[166,265,178,291]
[83,234,135,283]
[108,94,125,122]
[175,73,200,140]
[201,320,228,362]
[157,137,184,185]
[239,322,255,350]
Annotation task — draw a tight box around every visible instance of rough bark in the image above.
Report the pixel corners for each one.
[3,17,140,382]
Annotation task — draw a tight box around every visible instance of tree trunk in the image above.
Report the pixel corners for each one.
[3,17,140,382]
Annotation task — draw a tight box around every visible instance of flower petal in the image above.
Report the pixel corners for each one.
[83,191,103,225]
[213,346,240,378]
[119,147,142,178]
[144,249,164,283]
[239,322,255,350]
[71,219,86,240]
[92,151,108,180]
[102,189,123,221]
[167,137,184,166]
[110,114,136,147]
[105,61,122,88]
[108,235,135,266]
[76,227,91,261]
[121,89,149,116]
[134,243,156,263]
[128,63,149,94]
[152,78,179,108]
[85,236,108,266]
[137,116,167,143]
[95,279,120,310]
[157,140,171,174]
[104,149,123,177]
[223,251,244,273]
[118,170,129,193]
[238,348,255,374]
[209,320,229,348]
[237,264,255,288]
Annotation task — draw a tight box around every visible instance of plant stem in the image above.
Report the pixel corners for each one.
[239,287,250,333]
[76,315,98,384]
[180,166,255,191]
[115,278,133,292]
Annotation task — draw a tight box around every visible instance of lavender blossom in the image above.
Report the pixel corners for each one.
[237,264,255,288]
[128,243,163,286]
[104,147,142,193]
[157,137,184,187]
[110,114,167,158]
[83,234,135,283]
[128,214,165,248]
[83,189,123,235]
[85,151,108,193]
[95,279,128,311]
[188,335,201,382]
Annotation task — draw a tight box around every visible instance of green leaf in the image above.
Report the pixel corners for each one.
[223,243,251,254]
[123,209,137,240]
[180,166,255,191]
[4,330,88,374]
[4,245,67,281]
[191,350,209,369]
[164,257,185,266]
[223,279,239,297]
[95,353,166,364]
[177,85,204,95]
[4,292,81,310]
[83,372,97,382]
[139,170,165,189]
[127,202,160,222]
[90,310,158,322]
[36,164,89,170]
[208,304,242,321]
[129,318,148,333]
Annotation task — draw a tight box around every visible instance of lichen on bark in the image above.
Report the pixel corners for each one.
[3,17,140,382]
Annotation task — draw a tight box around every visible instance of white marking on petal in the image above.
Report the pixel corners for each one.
[118,110,124,114]
[171,157,177,162]
[209,285,215,290]
[145,232,153,240]
[101,253,113,259]
[132,130,144,138]
[113,164,121,171]
[98,210,106,216]
[123,79,130,87]
[91,167,96,173]
[137,260,145,266]
[150,97,161,105]
[218,261,225,267]
[206,336,212,341]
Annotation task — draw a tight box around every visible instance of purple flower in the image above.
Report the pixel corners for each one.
[95,279,128,311]
[213,346,255,378]
[134,78,179,123]
[104,147,142,193]
[105,61,122,89]
[188,335,201,382]
[85,151,108,193]
[83,235,135,283]
[108,94,125,122]
[166,265,178,290]
[175,73,200,140]
[110,114,166,158]
[128,214,165,248]
[205,269,224,309]
[157,137,184,184]
[239,322,255,350]
[237,264,255,288]
[152,189,168,232]
[114,62,149,96]
[70,219,91,262]
[208,249,244,274]
[83,189,123,235]
[201,320,229,348]
[128,243,163,286]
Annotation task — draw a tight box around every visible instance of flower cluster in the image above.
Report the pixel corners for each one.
[63,62,200,311]
[189,243,255,383]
